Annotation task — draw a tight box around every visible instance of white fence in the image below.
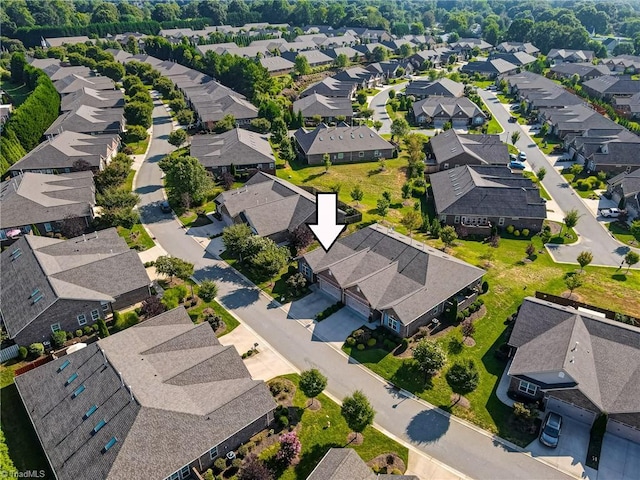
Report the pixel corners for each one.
[0,344,20,363]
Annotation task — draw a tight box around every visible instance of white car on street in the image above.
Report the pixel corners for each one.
[600,208,622,218]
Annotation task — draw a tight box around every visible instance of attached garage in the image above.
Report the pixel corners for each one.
[606,419,640,443]
[452,118,468,127]
[545,396,597,426]
[319,277,341,301]
[345,294,370,319]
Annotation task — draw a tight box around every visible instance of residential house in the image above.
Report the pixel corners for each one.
[449,38,493,57]
[281,50,333,68]
[402,34,436,49]
[60,87,125,112]
[300,77,357,99]
[293,123,396,165]
[42,64,94,82]
[496,42,540,56]
[332,67,382,89]
[404,78,464,99]
[0,172,95,243]
[489,52,537,67]
[547,49,594,64]
[602,55,640,74]
[319,35,358,49]
[28,57,64,70]
[325,46,361,62]
[539,104,621,140]
[190,128,276,176]
[430,165,546,235]
[412,97,486,128]
[613,92,640,118]
[307,448,419,480]
[506,297,640,442]
[14,306,276,480]
[214,172,330,244]
[292,93,353,124]
[0,228,150,346]
[460,59,518,78]
[260,56,295,76]
[409,47,452,69]
[298,224,485,337]
[426,130,508,173]
[549,63,611,81]
[582,75,640,100]
[502,71,585,111]
[382,39,417,54]
[44,105,125,138]
[353,43,392,59]
[53,74,116,96]
[42,36,92,48]
[607,168,640,220]
[585,136,640,174]
[366,59,414,79]
[7,131,120,176]
[278,41,319,53]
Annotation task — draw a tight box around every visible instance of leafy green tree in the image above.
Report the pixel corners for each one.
[299,369,328,407]
[341,390,376,442]
[630,220,640,242]
[270,117,287,144]
[214,114,236,133]
[446,360,480,399]
[570,163,583,176]
[563,209,580,233]
[168,129,187,147]
[565,274,583,295]
[124,101,153,129]
[390,117,410,140]
[198,280,219,303]
[440,225,458,249]
[370,45,387,62]
[413,340,447,377]
[540,123,549,137]
[96,318,110,338]
[430,218,441,237]
[249,240,290,281]
[97,189,139,210]
[350,185,364,206]
[152,2,180,21]
[323,153,331,173]
[91,3,119,23]
[160,155,211,205]
[222,224,253,259]
[577,251,593,272]
[51,330,67,349]
[176,109,194,126]
[377,197,390,219]
[357,91,367,106]
[401,210,421,237]
[537,167,547,181]
[250,118,271,133]
[294,55,311,75]
[334,53,349,68]
[625,251,640,273]
[373,120,383,132]
[279,137,296,163]
[511,131,521,146]
[155,256,194,283]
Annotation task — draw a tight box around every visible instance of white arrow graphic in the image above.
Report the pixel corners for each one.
[307,193,346,252]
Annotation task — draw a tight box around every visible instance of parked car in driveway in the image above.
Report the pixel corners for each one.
[509,160,526,170]
[518,151,527,161]
[600,208,622,218]
[539,412,563,448]
[510,104,521,111]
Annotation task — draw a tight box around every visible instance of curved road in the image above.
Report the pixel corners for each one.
[477,89,640,267]
[134,100,574,480]
[369,83,409,134]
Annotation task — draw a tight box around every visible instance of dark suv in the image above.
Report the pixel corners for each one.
[159,200,171,213]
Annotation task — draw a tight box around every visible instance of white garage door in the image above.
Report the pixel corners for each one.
[319,278,341,301]
[545,396,597,425]
[606,419,640,443]
[345,294,370,318]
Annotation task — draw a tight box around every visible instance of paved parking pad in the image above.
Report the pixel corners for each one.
[598,433,640,480]
[526,417,595,479]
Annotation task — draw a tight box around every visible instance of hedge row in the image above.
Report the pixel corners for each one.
[0,53,60,175]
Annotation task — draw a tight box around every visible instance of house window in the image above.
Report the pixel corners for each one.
[167,473,179,480]
[91,310,100,321]
[386,314,399,332]
[337,153,344,160]
[518,380,538,396]
[301,263,311,278]
[77,314,87,326]
[51,323,61,333]
[180,465,190,479]
[269,163,275,169]
[359,151,364,157]
[440,214,447,222]
[44,223,52,233]
[454,216,460,224]
[374,150,381,157]
[209,446,218,460]
[0,230,6,240]
[101,301,110,312]
[498,217,505,226]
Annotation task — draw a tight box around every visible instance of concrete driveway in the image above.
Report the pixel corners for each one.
[526,417,595,479]
[285,290,334,321]
[598,433,640,480]
[311,307,368,345]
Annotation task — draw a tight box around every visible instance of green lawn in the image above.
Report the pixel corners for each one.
[496,93,512,104]
[176,199,218,228]
[340,234,640,445]
[122,168,136,193]
[561,172,605,199]
[264,374,409,479]
[385,103,408,122]
[607,221,637,246]
[126,136,150,155]
[522,171,551,200]
[0,361,53,476]
[531,134,562,155]
[473,80,493,89]
[117,223,155,251]
[486,115,503,134]
[188,296,240,337]
[0,78,33,106]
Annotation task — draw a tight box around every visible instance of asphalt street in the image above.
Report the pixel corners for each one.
[134,101,574,480]
[477,89,639,267]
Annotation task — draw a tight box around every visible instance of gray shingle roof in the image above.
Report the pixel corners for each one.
[259,56,295,72]
[460,59,518,76]
[293,124,394,156]
[583,75,640,95]
[44,105,124,136]
[303,224,484,325]
[0,172,95,230]
[282,50,333,66]
[496,42,539,55]
[0,229,149,339]
[508,297,640,414]
[412,97,485,120]
[489,52,536,66]
[430,165,547,219]
[293,93,353,118]
[550,63,611,79]
[300,77,357,98]
[429,131,509,166]
[42,64,93,81]
[547,49,594,62]
[60,87,125,112]
[215,172,317,236]
[14,307,276,480]
[405,78,464,98]
[190,128,275,169]
[53,74,116,95]
[8,131,119,173]
[307,448,375,480]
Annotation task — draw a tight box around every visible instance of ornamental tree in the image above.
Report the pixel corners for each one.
[341,390,375,442]
[299,369,328,408]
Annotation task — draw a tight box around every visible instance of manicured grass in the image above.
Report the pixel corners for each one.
[122,168,136,193]
[176,199,217,228]
[607,221,637,246]
[116,223,155,251]
[0,79,32,106]
[266,374,409,480]
[0,361,53,476]
[507,144,519,155]
[522,171,551,200]
[277,156,421,228]
[496,93,511,104]
[341,234,640,445]
[473,80,493,89]
[486,115,503,134]
[188,296,240,337]
[531,134,562,155]
[561,172,606,199]
[126,136,150,155]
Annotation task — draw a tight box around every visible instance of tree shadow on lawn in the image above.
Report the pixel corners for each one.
[611,273,628,282]
[303,172,326,183]
[405,409,451,445]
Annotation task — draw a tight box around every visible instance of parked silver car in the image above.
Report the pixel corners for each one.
[539,412,563,448]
